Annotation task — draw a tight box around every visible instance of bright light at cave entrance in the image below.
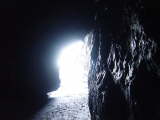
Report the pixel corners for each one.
[47,40,89,98]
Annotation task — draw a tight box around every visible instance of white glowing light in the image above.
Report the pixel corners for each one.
[48,40,89,97]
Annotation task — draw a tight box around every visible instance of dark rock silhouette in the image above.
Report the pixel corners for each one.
[87,0,160,120]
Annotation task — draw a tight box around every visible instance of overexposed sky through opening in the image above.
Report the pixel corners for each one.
[47,40,89,97]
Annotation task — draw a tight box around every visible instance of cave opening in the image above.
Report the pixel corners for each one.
[47,40,89,98]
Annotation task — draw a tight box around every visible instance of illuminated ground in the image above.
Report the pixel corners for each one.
[32,94,90,120]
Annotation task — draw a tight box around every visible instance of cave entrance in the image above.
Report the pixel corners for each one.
[48,40,89,97]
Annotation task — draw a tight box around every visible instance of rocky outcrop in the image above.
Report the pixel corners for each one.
[87,0,160,120]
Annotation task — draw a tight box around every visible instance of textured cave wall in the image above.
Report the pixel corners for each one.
[87,0,160,120]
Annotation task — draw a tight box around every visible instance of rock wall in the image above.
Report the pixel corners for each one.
[87,0,160,120]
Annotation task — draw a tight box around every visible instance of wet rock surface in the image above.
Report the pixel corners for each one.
[32,95,90,120]
[87,0,160,120]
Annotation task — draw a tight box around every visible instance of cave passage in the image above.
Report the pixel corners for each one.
[47,40,89,97]
[33,40,91,120]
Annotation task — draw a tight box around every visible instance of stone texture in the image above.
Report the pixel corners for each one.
[32,95,90,120]
[87,0,160,120]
